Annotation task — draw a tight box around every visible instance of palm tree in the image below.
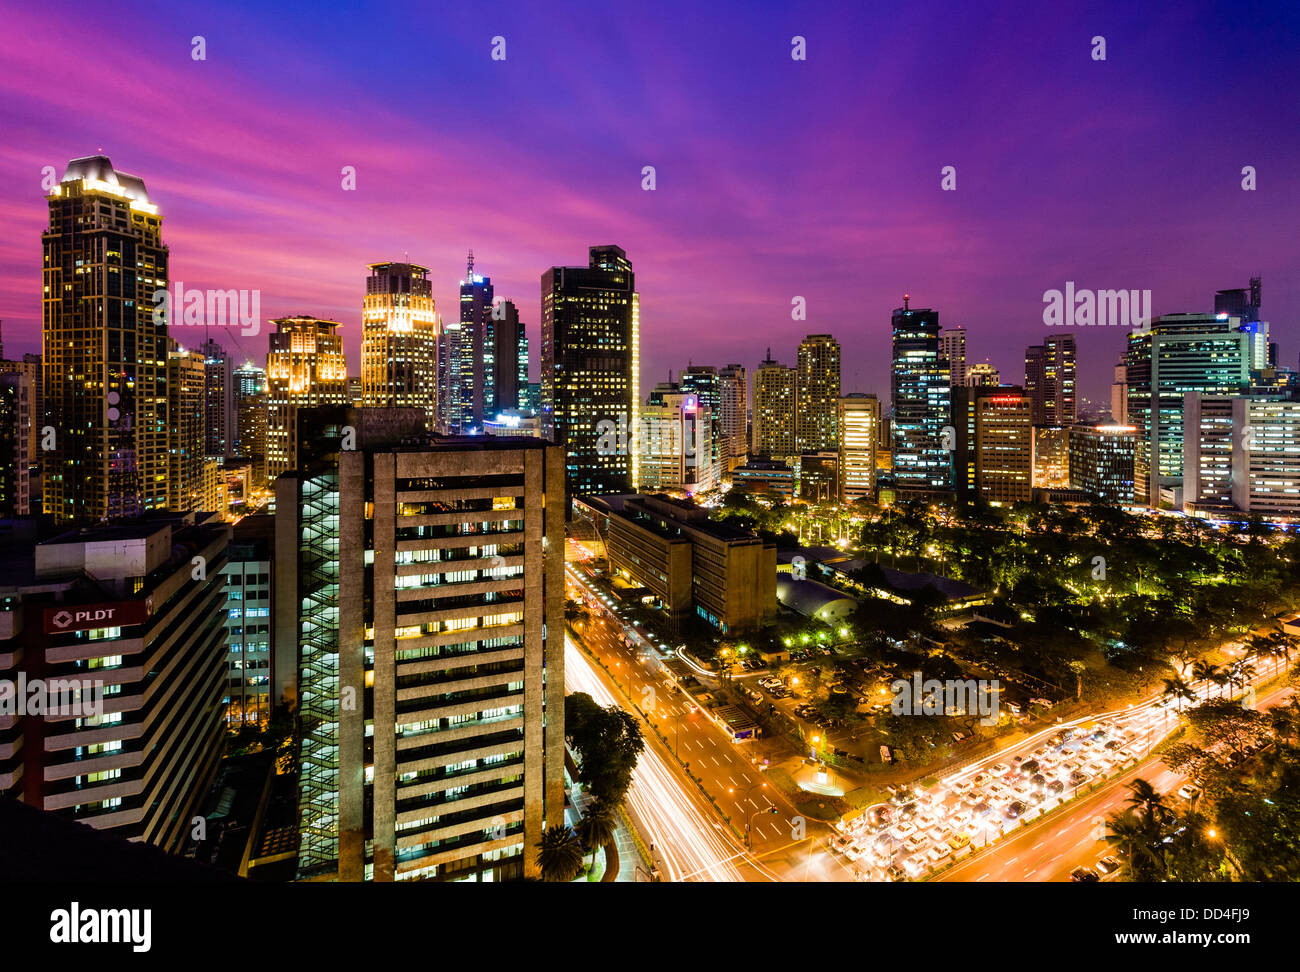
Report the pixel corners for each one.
[577,802,618,873]
[1192,661,1221,701]
[535,824,585,882]
[1161,676,1195,714]
[1105,809,1162,881]
[1227,660,1256,700]
[1126,778,1175,827]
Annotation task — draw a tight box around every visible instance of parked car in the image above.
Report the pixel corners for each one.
[1096,855,1123,878]
[1070,866,1100,882]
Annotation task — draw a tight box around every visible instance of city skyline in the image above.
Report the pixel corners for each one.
[1,2,1296,405]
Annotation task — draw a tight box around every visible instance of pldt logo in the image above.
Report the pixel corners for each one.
[52,608,114,629]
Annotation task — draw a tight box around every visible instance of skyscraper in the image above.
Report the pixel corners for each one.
[0,372,32,516]
[1024,335,1076,425]
[276,408,565,881]
[752,350,797,458]
[1069,423,1136,505]
[233,362,268,487]
[891,298,952,497]
[265,316,349,482]
[939,326,967,386]
[1125,314,1251,505]
[796,334,841,453]
[201,337,234,459]
[42,155,169,524]
[362,262,439,430]
[718,364,748,472]
[452,253,493,433]
[838,394,880,503]
[680,365,724,483]
[540,245,639,502]
[490,298,528,415]
[166,341,206,512]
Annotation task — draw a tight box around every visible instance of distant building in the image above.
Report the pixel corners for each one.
[1069,423,1136,505]
[265,316,348,483]
[166,342,206,512]
[838,394,880,503]
[939,327,967,386]
[1184,394,1300,518]
[731,458,795,500]
[718,364,748,472]
[753,349,797,458]
[233,363,268,489]
[798,452,839,504]
[965,363,1000,387]
[1032,425,1070,490]
[0,373,32,516]
[637,392,719,495]
[362,262,438,430]
[201,338,234,460]
[222,514,275,726]
[796,334,841,453]
[891,299,952,498]
[1024,335,1076,426]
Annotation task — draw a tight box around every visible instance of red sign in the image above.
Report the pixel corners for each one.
[43,600,151,634]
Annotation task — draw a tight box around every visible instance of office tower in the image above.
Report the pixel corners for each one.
[1215,278,1269,370]
[680,365,724,482]
[891,298,952,497]
[939,327,967,386]
[265,316,348,482]
[1069,423,1137,505]
[973,391,1033,503]
[523,381,541,412]
[200,337,234,459]
[1184,394,1300,517]
[1032,425,1070,489]
[1125,314,1251,505]
[449,253,494,433]
[42,155,168,524]
[346,376,363,405]
[362,262,439,430]
[489,298,528,415]
[718,364,748,472]
[0,373,32,515]
[233,363,268,487]
[0,339,42,503]
[637,392,718,494]
[796,334,841,453]
[838,394,880,503]
[1110,362,1128,424]
[222,514,274,725]
[966,363,1000,387]
[166,342,207,512]
[0,516,230,849]
[540,245,639,502]
[437,324,462,433]
[752,350,797,458]
[275,408,565,881]
[1024,335,1076,425]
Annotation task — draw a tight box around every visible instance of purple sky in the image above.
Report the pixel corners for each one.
[1,0,1296,406]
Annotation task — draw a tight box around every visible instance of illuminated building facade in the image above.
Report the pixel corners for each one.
[362,262,439,430]
[973,390,1033,503]
[265,316,348,482]
[718,363,748,472]
[1184,393,1300,517]
[1025,335,1076,426]
[753,350,796,458]
[891,299,952,497]
[1032,425,1070,489]
[200,337,234,459]
[42,155,169,524]
[166,341,206,512]
[838,394,880,503]
[796,334,841,453]
[1069,423,1136,505]
[540,245,639,503]
[940,327,967,386]
[233,363,268,488]
[636,393,718,494]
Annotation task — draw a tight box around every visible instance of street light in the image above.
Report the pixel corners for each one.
[728,780,770,848]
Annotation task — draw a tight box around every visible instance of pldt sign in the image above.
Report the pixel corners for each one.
[44,600,150,634]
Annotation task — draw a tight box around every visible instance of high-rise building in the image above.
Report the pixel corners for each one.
[233,363,268,487]
[1032,425,1070,490]
[265,316,348,482]
[491,298,528,415]
[540,245,639,503]
[166,341,206,512]
[838,394,880,503]
[939,327,967,386]
[1024,335,1076,426]
[973,391,1033,503]
[0,373,32,516]
[362,262,439,430]
[796,334,841,453]
[346,376,363,406]
[275,408,565,881]
[966,363,1000,387]
[1125,314,1251,505]
[1110,362,1128,424]
[1215,278,1270,370]
[717,364,748,472]
[891,298,952,497]
[0,338,42,508]
[1069,423,1137,505]
[42,155,169,524]
[752,350,797,458]
[451,254,493,433]
[200,337,234,459]
[680,365,724,483]
[1184,393,1300,517]
[221,514,274,726]
[636,392,718,494]
[0,515,230,850]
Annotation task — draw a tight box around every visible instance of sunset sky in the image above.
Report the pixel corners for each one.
[1,0,1296,405]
